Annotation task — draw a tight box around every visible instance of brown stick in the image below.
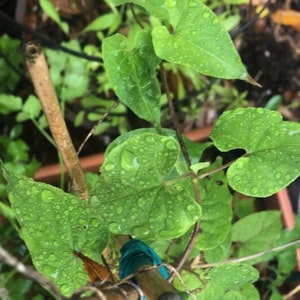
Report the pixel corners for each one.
[0,246,64,300]
[135,265,183,300]
[25,41,88,199]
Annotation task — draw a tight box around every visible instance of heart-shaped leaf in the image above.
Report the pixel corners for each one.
[2,167,108,296]
[210,107,300,197]
[152,0,249,80]
[90,131,201,240]
[103,29,161,127]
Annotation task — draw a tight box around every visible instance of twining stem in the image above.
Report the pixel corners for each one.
[25,41,88,200]
[197,159,237,180]
[160,64,191,167]
[168,221,200,282]
[197,238,300,269]
[77,100,119,156]
[160,63,201,277]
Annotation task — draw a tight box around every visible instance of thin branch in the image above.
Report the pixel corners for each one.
[164,264,197,300]
[128,4,144,29]
[197,159,237,180]
[168,222,200,282]
[160,63,191,167]
[0,246,64,300]
[284,283,300,300]
[77,100,119,156]
[24,41,88,200]
[230,0,272,38]
[197,239,300,269]
[160,63,202,277]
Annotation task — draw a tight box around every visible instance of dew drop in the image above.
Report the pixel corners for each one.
[48,253,56,261]
[109,222,122,232]
[250,187,258,194]
[176,185,184,192]
[41,190,54,202]
[104,162,115,172]
[116,207,123,214]
[275,172,281,179]
[188,0,197,7]
[132,224,150,237]
[53,241,59,247]
[165,140,177,150]
[186,204,195,212]
[202,12,210,19]
[284,174,291,181]
[137,198,145,207]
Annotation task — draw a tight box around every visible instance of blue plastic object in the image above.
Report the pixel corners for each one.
[119,239,169,279]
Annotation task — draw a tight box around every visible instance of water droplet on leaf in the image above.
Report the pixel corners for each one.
[202,12,209,19]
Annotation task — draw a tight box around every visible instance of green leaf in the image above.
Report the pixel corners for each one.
[196,158,232,250]
[39,0,69,34]
[210,107,300,197]
[0,35,22,92]
[271,216,300,286]
[110,0,168,20]
[231,211,282,262]
[2,167,108,296]
[152,0,249,80]
[83,13,121,33]
[0,94,22,114]
[103,30,161,127]
[199,264,259,299]
[46,41,89,102]
[203,229,232,263]
[16,95,41,121]
[90,131,201,240]
[105,127,210,163]
[6,278,32,300]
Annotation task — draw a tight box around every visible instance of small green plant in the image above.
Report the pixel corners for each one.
[1,0,300,299]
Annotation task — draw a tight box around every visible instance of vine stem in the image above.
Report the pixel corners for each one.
[160,63,201,278]
[25,41,88,200]
[77,100,119,156]
[168,221,200,282]
[160,63,191,167]
[196,238,300,269]
[197,158,237,180]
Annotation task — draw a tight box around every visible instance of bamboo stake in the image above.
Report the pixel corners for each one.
[135,266,183,300]
[25,41,88,200]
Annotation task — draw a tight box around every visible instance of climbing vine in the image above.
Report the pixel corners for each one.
[1,1,300,299]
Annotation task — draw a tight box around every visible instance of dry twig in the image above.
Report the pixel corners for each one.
[25,41,88,199]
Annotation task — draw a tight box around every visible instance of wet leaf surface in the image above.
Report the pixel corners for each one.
[152,0,249,80]
[103,29,161,127]
[211,107,300,197]
[2,167,108,296]
[90,131,201,240]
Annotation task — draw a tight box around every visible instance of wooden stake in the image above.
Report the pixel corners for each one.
[25,41,88,200]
